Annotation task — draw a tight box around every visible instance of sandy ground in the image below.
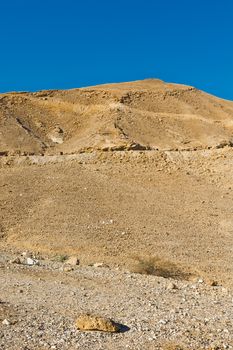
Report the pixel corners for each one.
[1,252,233,350]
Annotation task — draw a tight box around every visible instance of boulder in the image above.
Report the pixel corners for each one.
[76,314,120,332]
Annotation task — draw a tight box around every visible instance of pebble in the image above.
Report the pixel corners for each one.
[63,266,73,272]
[65,256,79,266]
[26,257,39,266]
[10,257,21,264]
[2,319,10,326]
[93,263,106,268]
[167,282,178,290]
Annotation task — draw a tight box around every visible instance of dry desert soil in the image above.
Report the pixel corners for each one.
[1,79,233,349]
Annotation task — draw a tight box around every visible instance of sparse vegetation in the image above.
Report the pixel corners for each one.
[51,254,68,263]
[162,344,186,350]
[130,255,194,280]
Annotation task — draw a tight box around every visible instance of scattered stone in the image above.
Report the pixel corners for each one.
[10,257,21,264]
[65,256,79,266]
[167,282,178,290]
[158,319,168,325]
[197,278,204,284]
[93,262,106,268]
[210,280,219,287]
[76,314,120,332]
[63,266,73,272]
[22,251,32,258]
[2,319,10,326]
[26,257,39,266]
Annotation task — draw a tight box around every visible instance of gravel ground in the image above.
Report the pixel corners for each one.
[0,253,233,350]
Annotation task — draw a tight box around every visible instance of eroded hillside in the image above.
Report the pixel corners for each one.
[1,79,233,155]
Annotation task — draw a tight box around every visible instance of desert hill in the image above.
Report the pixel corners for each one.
[1,79,233,286]
[1,80,233,348]
[1,80,233,286]
[1,79,233,155]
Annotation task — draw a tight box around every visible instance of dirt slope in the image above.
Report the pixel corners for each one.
[1,148,233,287]
[1,79,233,287]
[1,79,233,155]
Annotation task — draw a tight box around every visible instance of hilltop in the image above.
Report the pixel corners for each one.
[1,79,233,155]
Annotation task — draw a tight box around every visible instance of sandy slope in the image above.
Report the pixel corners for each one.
[1,147,233,288]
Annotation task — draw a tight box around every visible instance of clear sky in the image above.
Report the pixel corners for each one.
[1,0,232,100]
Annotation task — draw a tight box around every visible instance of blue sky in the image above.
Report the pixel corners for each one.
[0,0,232,99]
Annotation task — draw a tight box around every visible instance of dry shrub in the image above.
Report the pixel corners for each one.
[131,255,193,281]
[162,344,186,350]
[51,254,68,263]
[162,344,224,350]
